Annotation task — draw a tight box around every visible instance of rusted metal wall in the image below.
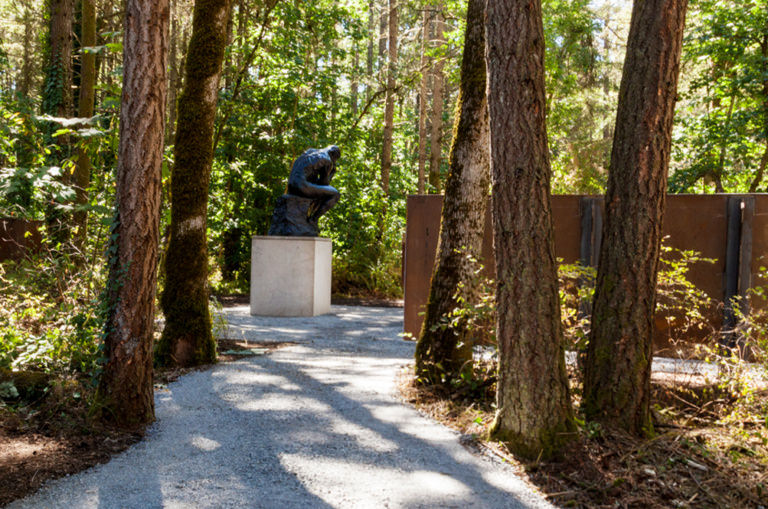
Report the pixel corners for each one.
[0,218,42,261]
[403,194,768,351]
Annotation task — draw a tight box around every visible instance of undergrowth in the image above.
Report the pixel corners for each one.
[409,240,768,507]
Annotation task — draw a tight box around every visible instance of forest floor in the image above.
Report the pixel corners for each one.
[0,338,290,506]
[400,365,768,508]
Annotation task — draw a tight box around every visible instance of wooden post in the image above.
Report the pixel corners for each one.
[578,197,603,321]
[723,195,754,349]
[739,197,755,315]
[579,197,594,268]
[579,197,603,268]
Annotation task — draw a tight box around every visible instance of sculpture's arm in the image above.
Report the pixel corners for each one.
[318,162,335,186]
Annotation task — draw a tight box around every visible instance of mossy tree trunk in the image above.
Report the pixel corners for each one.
[156,0,232,368]
[73,0,96,249]
[97,0,168,429]
[42,0,74,246]
[485,0,575,460]
[415,0,489,385]
[43,0,73,119]
[582,0,688,435]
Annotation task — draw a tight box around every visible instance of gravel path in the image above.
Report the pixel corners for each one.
[8,306,553,509]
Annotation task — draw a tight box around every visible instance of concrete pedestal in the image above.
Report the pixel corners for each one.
[250,236,332,317]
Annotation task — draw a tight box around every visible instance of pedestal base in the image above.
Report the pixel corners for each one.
[250,236,332,317]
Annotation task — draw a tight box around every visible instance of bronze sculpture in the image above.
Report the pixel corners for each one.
[268,145,341,236]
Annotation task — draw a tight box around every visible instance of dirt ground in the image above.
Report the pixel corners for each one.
[0,339,289,507]
[398,367,768,508]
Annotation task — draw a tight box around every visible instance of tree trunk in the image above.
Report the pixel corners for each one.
[428,11,446,192]
[485,0,575,459]
[713,88,735,193]
[378,0,387,62]
[20,6,34,99]
[224,0,234,90]
[415,0,489,384]
[97,0,169,429]
[167,3,179,145]
[366,0,374,100]
[749,32,768,193]
[73,0,96,248]
[350,43,359,116]
[380,0,398,195]
[582,0,688,435]
[44,0,74,118]
[417,8,430,195]
[157,0,232,368]
[750,144,768,192]
[43,0,74,245]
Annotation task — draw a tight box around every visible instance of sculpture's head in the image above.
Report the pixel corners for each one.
[327,145,341,162]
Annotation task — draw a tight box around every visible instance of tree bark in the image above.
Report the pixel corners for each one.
[166,0,179,145]
[415,0,489,384]
[417,8,430,195]
[367,0,374,96]
[428,10,446,192]
[485,0,574,459]
[380,0,398,194]
[582,0,688,435]
[73,0,96,248]
[378,0,388,62]
[157,0,232,368]
[351,43,359,116]
[97,0,169,429]
[749,31,768,193]
[750,144,768,192]
[44,0,74,118]
[43,0,74,245]
[19,5,35,99]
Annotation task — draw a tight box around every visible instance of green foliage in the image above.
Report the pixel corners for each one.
[671,0,768,192]
[436,242,718,365]
[558,261,595,351]
[559,242,717,351]
[433,251,496,349]
[545,0,619,194]
[0,381,19,399]
[0,249,105,378]
[208,0,421,297]
[655,243,716,340]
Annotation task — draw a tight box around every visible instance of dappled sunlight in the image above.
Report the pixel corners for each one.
[279,455,473,506]
[234,394,330,414]
[189,435,221,452]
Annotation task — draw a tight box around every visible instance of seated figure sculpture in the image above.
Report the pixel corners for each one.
[268,145,341,236]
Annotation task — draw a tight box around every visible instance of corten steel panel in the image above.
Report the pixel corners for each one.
[403,194,768,350]
[403,196,445,339]
[661,195,727,302]
[0,218,42,262]
[404,195,594,339]
[733,194,768,289]
[652,196,727,350]
[753,195,768,279]
[552,195,583,263]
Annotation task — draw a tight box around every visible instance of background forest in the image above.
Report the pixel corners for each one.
[0,0,766,299]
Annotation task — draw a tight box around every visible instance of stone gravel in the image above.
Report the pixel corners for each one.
[8,305,553,509]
